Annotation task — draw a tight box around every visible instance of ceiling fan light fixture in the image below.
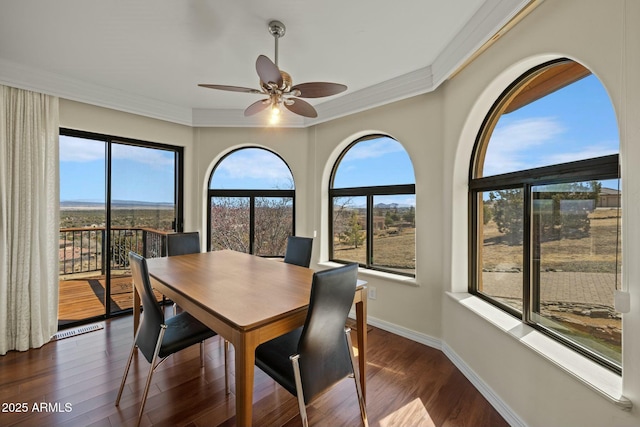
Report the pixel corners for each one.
[199,19,347,122]
[269,102,281,124]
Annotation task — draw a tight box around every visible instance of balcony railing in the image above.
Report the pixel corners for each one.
[59,227,170,277]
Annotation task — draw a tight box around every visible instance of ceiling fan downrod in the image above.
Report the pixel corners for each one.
[268,20,286,67]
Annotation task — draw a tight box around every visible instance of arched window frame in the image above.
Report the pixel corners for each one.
[207,147,295,256]
[329,134,416,277]
[468,58,621,373]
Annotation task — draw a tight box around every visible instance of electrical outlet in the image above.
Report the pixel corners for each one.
[615,290,630,313]
[368,286,377,300]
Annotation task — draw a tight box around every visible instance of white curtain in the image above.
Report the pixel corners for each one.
[0,85,59,355]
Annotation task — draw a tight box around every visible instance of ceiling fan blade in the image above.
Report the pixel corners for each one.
[198,84,262,94]
[256,55,283,87]
[244,99,270,116]
[290,82,347,98]
[284,98,318,118]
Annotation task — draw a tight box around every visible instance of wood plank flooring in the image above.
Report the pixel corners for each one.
[0,315,508,427]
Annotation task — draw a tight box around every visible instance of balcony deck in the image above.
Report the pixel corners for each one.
[58,274,162,326]
[58,226,169,326]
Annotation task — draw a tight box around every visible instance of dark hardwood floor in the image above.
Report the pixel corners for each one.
[0,315,508,427]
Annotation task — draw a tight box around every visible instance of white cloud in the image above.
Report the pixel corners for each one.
[112,144,174,168]
[344,137,404,160]
[483,117,564,175]
[483,117,618,176]
[216,149,292,182]
[59,136,104,162]
[544,142,618,164]
[59,136,174,168]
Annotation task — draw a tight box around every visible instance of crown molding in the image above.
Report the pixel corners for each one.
[432,0,537,86]
[0,58,193,126]
[0,0,531,128]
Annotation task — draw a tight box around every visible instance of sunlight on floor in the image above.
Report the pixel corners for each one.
[380,398,435,427]
[365,358,410,377]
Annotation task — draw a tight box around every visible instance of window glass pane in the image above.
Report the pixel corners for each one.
[482,74,618,177]
[372,195,416,274]
[531,180,621,365]
[59,135,107,325]
[110,143,176,313]
[255,197,293,257]
[111,144,176,231]
[332,196,367,265]
[210,148,293,190]
[478,190,524,314]
[333,136,415,188]
[210,197,250,253]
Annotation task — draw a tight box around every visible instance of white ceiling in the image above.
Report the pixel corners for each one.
[0,0,530,127]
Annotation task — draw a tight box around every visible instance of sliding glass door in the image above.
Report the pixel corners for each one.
[59,134,107,326]
[58,129,183,328]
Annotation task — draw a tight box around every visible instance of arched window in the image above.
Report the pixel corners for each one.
[207,147,295,257]
[330,135,416,276]
[469,59,621,372]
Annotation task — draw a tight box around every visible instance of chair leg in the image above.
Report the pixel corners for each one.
[346,329,369,427]
[290,354,309,427]
[200,341,205,367]
[115,336,138,406]
[136,327,166,427]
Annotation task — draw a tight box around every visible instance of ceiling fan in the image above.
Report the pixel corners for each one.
[198,20,347,122]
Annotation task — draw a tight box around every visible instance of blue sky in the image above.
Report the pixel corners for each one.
[60,73,618,205]
[209,139,417,207]
[209,148,294,190]
[59,136,175,203]
[483,74,619,177]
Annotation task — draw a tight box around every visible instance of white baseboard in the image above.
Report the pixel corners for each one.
[441,342,527,427]
[353,313,525,427]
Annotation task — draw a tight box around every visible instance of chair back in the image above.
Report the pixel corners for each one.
[129,251,165,363]
[283,236,313,267]
[297,263,358,403]
[167,232,201,256]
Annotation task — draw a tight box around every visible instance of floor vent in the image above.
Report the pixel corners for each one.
[52,322,104,341]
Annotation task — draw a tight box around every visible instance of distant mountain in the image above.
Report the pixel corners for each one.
[373,202,413,209]
[60,200,174,209]
[347,202,414,209]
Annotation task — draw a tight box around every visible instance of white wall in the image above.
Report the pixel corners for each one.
[310,93,445,338]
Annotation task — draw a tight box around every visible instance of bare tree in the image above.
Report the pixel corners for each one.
[210,197,293,256]
[210,198,250,253]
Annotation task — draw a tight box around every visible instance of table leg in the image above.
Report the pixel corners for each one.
[355,289,367,401]
[234,332,258,427]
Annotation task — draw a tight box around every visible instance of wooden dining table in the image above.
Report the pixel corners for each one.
[136,249,368,427]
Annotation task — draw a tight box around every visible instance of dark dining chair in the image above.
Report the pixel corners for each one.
[166,231,201,256]
[283,235,313,268]
[115,252,225,427]
[255,263,368,427]
[166,231,201,315]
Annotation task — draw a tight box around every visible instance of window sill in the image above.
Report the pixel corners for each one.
[446,292,632,410]
[318,261,418,286]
